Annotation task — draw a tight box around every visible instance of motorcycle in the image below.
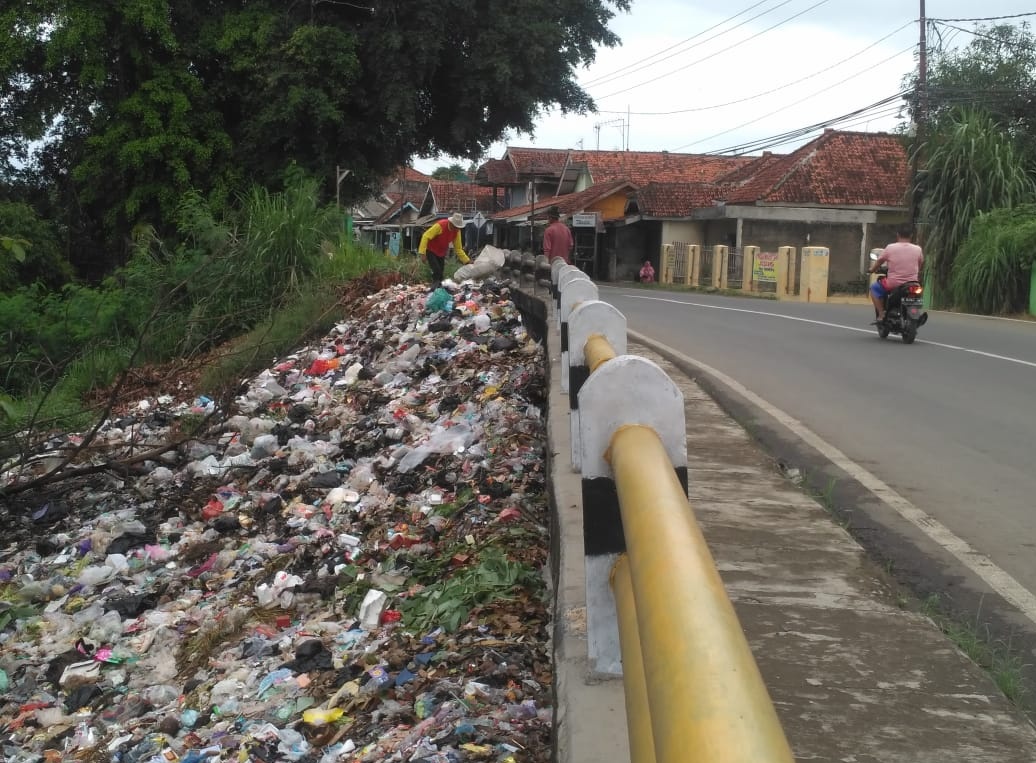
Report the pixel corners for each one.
[869,251,928,344]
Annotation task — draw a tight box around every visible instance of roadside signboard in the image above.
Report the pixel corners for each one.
[754,251,778,282]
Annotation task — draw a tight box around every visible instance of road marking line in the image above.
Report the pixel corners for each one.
[628,328,1036,629]
[618,293,1036,370]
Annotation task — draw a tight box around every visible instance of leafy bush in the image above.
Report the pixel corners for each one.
[0,175,408,414]
[951,205,1036,314]
[0,202,73,291]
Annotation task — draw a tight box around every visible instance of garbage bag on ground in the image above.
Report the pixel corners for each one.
[454,245,506,281]
[0,278,553,763]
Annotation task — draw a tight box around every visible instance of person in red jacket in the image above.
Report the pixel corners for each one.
[542,206,573,265]
[418,212,470,287]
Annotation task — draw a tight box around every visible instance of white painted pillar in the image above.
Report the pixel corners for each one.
[568,301,627,471]
[559,279,599,394]
[577,355,687,676]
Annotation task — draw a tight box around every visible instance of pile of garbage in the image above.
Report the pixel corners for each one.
[0,278,552,762]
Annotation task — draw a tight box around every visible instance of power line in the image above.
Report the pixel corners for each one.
[704,92,908,153]
[931,20,1036,45]
[698,92,909,155]
[596,20,914,117]
[673,43,915,150]
[929,12,1036,22]
[596,0,834,101]
[583,0,795,90]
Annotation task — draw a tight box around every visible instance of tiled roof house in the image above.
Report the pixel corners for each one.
[422,180,500,217]
[623,130,911,285]
[557,150,752,194]
[475,147,572,211]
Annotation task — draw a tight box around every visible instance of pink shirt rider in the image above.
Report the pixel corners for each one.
[876,241,923,290]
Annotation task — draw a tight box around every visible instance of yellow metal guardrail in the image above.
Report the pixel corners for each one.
[581,332,793,763]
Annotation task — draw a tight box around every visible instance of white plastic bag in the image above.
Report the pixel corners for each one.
[454,245,505,281]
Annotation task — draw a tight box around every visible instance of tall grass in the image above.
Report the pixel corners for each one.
[916,108,1036,306]
[951,205,1036,314]
[1,175,413,442]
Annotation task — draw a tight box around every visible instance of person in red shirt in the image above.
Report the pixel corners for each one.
[542,206,573,265]
[418,212,470,287]
[869,227,924,323]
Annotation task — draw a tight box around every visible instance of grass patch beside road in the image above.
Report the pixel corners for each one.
[786,464,1031,712]
[920,593,1030,708]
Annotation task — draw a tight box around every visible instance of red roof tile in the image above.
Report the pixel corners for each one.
[493,180,636,222]
[723,131,909,207]
[379,166,435,187]
[714,152,787,186]
[504,147,571,177]
[567,150,752,186]
[428,180,499,213]
[631,182,724,217]
[476,158,518,185]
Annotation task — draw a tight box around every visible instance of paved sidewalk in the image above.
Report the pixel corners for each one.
[546,299,1036,761]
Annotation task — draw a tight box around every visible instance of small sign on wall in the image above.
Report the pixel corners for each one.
[572,213,598,227]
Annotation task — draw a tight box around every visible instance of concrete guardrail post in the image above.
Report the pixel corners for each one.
[576,355,688,676]
[550,258,567,304]
[535,254,551,292]
[557,266,591,329]
[559,278,599,394]
[568,300,627,471]
[521,252,536,285]
[503,249,519,277]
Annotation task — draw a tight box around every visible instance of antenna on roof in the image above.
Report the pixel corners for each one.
[594,118,627,150]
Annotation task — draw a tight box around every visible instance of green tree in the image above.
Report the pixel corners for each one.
[916,108,1036,304]
[1,0,630,275]
[0,202,71,291]
[906,23,1036,158]
[432,164,470,182]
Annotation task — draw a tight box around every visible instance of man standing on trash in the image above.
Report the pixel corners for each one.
[418,212,470,287]
[542,205,573,265]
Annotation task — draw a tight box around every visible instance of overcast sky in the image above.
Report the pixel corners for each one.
[413,0,1036,173]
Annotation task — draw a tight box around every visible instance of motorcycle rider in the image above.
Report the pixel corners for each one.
[869,226,924,324]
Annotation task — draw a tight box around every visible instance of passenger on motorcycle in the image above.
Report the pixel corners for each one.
[869,226,924,323]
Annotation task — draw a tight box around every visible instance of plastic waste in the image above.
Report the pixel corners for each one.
[425,288,454,313]
[359,589,388,630]
[302,707,344,725]
[276,727,311,761]
[454,245,506,281]
[0,281,552,763]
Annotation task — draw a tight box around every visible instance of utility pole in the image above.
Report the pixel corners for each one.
[335,165,351,212]
[336,165,352,240]
[911,0,927,233]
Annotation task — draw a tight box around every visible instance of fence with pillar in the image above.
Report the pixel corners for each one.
[659,243,839,302]
[546,263,794,763]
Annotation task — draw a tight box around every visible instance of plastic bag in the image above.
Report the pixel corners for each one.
[454,245,505,281]
[425,288,453,313]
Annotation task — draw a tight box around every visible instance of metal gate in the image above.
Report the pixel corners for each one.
[727,247,744,290]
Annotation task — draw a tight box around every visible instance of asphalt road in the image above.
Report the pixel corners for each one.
[597,286,1036,602]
